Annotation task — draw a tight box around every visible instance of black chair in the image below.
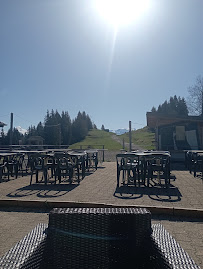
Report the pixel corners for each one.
[16,153,28,177]
[54,153,74,183]
[30,154,49,185]
[5,154,19,180]
[69,152,86,182]
[116,153,139,187]
[147,154,170,187]
[85,150,98,171]
[0,161,7,181]
[192,153,203,178]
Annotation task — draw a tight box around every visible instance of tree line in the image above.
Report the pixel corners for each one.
[151,95,188,116]
[0,110,96,146]
[151,75,203,117]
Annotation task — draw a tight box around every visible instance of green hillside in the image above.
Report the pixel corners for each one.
[120,126,155,150]
[70,127,155,151]
[70,129,122,150]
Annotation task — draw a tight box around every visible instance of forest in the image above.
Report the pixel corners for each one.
[0,110,96,146]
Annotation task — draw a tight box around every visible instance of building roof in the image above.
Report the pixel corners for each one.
[146,112,203,128]
[0,121,7,127]
[27,136,44,141]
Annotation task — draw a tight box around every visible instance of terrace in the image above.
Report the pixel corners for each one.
[0,149,202,267]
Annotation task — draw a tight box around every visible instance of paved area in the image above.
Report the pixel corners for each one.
[0,162,202,209]
[0,161,202,267]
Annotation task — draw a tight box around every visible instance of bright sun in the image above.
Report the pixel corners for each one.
[95,0,150,28]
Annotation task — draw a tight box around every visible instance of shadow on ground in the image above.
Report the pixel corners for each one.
[114,182,182,202]
[7,182,79,198]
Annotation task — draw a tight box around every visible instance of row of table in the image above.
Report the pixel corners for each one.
[0,149,99,184]
[116,150,171,188]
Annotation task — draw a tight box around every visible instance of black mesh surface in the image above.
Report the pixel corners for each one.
[152,224,200,269]
[0,223,47,269]
[0,209,200,269]
[45,207,160,269]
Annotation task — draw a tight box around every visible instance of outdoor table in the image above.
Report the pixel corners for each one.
[123,151,171,187]
[134,151,171,187]
[0,152,17,157]
[68,151,87,181]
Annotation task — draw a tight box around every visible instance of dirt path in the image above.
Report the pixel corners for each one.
[111,134,145,151]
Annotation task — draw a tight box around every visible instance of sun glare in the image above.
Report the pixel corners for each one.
[95,0,150,28]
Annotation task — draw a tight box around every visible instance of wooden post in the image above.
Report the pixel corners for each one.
[10,112,13,147]
[129,121,132,152]
[58,124,61,148]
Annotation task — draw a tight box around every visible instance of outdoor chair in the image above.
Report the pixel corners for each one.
[16,153,28,177]
[5,154,20,180]
[187,152,196,175]
[54,153,74,183]
[30,154,49,185]
[0,207,200,269]
[68,152,86,182]
[85,150,98,171]
[192,154,203,178]
[0,161,7,182]
[116,153,139,187]
[147,154,170,187]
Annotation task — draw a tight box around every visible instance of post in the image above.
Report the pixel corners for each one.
[202,89,203,117]
[102,145,104,162]
[129,121,132,152]
[58,124,61,148]
[10,112,13,147]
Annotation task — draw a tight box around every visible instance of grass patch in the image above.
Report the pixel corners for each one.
[120,126,156,150]
[70,129,122,150]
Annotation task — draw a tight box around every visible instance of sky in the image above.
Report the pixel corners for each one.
[1,0,203,133]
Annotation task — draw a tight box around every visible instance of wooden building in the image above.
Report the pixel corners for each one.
[0,121,7,128]
[146,112,203,150]
[27,136,44,146]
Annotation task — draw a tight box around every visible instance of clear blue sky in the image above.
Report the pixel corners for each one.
[1,0,203,132]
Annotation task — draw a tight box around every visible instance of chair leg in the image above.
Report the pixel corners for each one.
[117,168,120,187]
[44,169,48,185]
[14,164,18,179]
[122,170,126,185]
[133,169,137,186]
[30,171,34,185]
[36,170,39,183]
[147,171,150,187]
[0,168,3,182]
[165,170,168,187]
[68,167,73,183]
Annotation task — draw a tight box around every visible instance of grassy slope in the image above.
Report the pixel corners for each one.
[120,126,156,150]
[70,129,122,150]
[70,127,155,151]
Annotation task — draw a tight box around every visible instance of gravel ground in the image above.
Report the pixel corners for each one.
[102,150,121,162]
